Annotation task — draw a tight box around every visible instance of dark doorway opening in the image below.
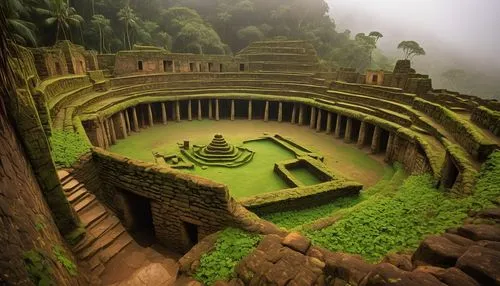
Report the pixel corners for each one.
[208,62,213,72]
[182,221,198,249]
[189,63,194,72]
[120,190,155,246]
[372,74,378,83]
[442,156,459,189]
[138,60,143,71]
[380,129,390,152]
[220,64,223,72]
[239,63,245,72]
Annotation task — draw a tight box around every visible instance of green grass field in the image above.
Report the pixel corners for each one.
[108,121,389,198]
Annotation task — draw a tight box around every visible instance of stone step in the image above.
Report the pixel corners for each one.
[57,170,71,182]
[79,204,108,228]
[67,187,88,204]
[62,179,81,193]
[88,216,120,240]
[74,193,97,213]
[97,231,133,264]
[78,223,125,260]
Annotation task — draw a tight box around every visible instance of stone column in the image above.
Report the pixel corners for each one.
[335,114,342,138]
[161,102,167,125]
[147,103,154,127]
[309,107,316,129]
[357,121,366,148]
[371,126,381,153]
[248,100,252,120]
[231,100,235,121]
[109,118,117,144]
[215,99,220,121]
[316,109,322,132]
[102,119,111,148]
[188,100,192,121]
[385,133,395,162]
[298,104,304,125]
[132,106,139,132]
[344,118,353,143]
[198,100,202,120]
[209,100,213,119]
[125,109,131,134]
[176,100,181,122]
[264,101,269,122]
[326,112,332,133]
[119,112,128,139]
[291,104,297,124]
[278,102,283,122]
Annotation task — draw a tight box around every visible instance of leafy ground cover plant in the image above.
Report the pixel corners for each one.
[49,130,91,168]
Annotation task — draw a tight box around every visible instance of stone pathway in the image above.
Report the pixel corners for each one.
[58,170,183,285]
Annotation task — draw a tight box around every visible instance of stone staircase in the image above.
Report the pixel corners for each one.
[57,170,133,276]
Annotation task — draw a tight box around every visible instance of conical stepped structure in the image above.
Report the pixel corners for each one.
[182,134,254,167]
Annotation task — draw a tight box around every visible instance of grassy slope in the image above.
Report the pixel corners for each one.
[262,152,500,262]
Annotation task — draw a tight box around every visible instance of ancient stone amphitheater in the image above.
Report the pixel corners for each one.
[8,40,500,285]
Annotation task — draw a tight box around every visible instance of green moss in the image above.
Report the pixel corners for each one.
[23,250,54,286]
[194,228,261,285]
[49,130,91,168]
[300,151,500,262]
[52,245,77,276]
[64,226,86,246]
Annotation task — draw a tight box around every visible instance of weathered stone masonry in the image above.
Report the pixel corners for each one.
[90,148,277,253]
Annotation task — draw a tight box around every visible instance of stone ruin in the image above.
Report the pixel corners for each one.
[181,134,255,167]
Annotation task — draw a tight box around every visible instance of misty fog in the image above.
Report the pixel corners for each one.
[328,0,500,98]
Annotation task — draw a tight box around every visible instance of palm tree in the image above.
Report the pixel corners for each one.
[37,0,84,42]
[3,0,37,46]
[91,14,111,54]
[117,5,138,50]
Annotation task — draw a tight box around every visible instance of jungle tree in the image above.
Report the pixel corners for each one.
[117,4,138,50]
[397,40,426,59]
[37,0,84,42]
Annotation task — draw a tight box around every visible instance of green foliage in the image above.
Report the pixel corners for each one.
[49,130,90,168]
[23,250,54,286]
[302,151,500,262]
[194,228,261,285]
[52,245,77,276]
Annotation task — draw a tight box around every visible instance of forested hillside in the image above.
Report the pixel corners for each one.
[4,0,394,71]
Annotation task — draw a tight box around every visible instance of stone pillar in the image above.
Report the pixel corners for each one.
[188,100,192,121]
[335,114,342,138]
[309,107,316,129]
[209,100,213,120]
[215,99,220,121]
[147,103,154,127]
[119,112,128,139]
[326,113,332,133]
[291,104,297,124]
[344,118,353,143]
[371,126,381,153]
[161,102,167,125]
[176,100,181,122]
[357,121,366,148]
[264,101,269,122]
[316,109,322,132]
[125,109,131,134]
[102,119,110,148]
[298,104,304,125]
[231,99,235,121]
[385,133,395,162]
[278,102,283,122]
[198,100,202,120]
[132,107,139,132]
[109,118,117,144]
[248,100,252,120]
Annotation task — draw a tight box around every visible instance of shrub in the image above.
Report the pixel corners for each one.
[49,130,91,168]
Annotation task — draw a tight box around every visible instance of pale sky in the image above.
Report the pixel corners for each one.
[326,0,500,73]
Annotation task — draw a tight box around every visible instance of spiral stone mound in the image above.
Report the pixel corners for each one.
[182,134,255,167]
